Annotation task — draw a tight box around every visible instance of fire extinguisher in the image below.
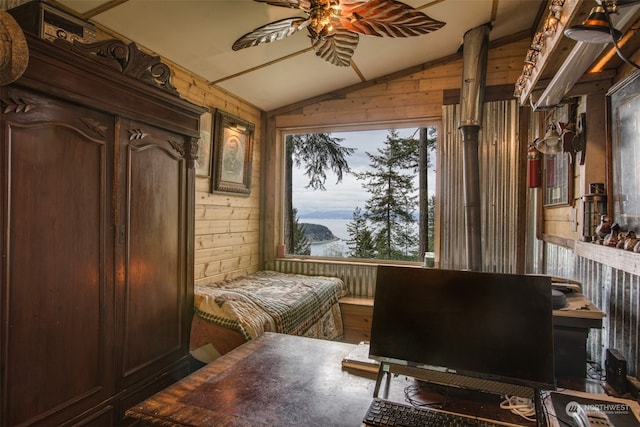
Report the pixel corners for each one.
[528,142,541,188]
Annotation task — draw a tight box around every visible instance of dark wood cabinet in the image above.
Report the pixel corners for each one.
[1,34,204,426]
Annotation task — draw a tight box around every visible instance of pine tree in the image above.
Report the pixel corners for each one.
[284,133,355,253]
[356,129,419,261]
[292,208,311,255]
[346,207,376,258]
[427,194,436,252]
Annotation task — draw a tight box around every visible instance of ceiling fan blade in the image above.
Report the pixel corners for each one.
[232,17,309,50]
[310,27,359,66]
[254,0,312,10]
[340,0,445,37]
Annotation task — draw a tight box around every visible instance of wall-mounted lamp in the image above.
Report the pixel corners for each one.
[535,106,587,163]
[564,0,640,69]
[536,121,563,154]
[564,4,622,42]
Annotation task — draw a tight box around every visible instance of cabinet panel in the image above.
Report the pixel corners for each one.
[1,87,115,426]
[117,120,190,386]
[339,298,374,344]
[2,32,202,426]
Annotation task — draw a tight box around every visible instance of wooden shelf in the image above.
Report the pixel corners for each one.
[574,240,640,276]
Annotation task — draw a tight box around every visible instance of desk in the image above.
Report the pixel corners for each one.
[126,333,536,426]
[553,292,605,378]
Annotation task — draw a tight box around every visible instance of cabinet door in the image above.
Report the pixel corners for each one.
[0,87,115,426]
[115,119,191,389]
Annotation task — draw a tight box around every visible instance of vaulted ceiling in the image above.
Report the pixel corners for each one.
[51,0,546,111]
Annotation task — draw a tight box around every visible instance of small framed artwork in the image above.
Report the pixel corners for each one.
[212,110,254,195]
[196,111,213,177]
[543,150,573,207]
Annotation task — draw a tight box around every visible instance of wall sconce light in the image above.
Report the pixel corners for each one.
[536,106,587,161]
[564,0,640,69]
[564,4,622,43]
[536,121,563,154]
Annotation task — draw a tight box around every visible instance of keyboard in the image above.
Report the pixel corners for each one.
[363,398,510,427]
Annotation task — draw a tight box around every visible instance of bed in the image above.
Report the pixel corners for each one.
[189,270,347,362]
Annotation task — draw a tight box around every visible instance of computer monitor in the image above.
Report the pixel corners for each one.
[369,266,556,394]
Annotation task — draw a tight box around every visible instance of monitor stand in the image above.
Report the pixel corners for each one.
[373,362,547,427]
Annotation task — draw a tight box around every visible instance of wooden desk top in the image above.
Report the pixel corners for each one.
[127,333,385,426]
[126,333,536,426]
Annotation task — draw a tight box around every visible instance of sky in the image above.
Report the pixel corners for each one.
[292,127,435,217]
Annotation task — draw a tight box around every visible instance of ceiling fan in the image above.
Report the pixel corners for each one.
[232,0,446,66]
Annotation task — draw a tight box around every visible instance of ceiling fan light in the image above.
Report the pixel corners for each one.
[564,5,622,43]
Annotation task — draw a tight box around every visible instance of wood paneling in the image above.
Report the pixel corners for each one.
[170,58,264,284]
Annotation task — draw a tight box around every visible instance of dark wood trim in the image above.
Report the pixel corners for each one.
[20,34,205,137]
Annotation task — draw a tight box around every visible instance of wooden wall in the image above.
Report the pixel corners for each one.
[170,67,264,285]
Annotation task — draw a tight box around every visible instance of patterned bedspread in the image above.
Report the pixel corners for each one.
[194,271,346,341]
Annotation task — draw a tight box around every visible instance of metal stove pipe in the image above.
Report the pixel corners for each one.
[459,23,490,271]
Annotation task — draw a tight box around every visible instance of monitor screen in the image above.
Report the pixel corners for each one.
[369,266,555,391]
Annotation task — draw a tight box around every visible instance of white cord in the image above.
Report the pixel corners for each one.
[500,395,536,422]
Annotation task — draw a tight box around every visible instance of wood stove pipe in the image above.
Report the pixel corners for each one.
[459,24,490,271]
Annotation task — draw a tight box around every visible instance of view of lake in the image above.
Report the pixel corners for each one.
[303,218,351,257]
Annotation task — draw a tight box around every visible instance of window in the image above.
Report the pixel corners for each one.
[284,127,436,262]
[610,71,640,232]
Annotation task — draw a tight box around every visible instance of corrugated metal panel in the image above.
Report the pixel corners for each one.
[267,259,378,297]
[525,109,544,274]
[441,104,467,269]
[440,100,521,272]
[545,243,640,377]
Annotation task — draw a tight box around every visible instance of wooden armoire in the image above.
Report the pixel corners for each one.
[0,30,204,426]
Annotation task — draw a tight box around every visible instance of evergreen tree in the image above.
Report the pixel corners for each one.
[346,207,376,258]
[357,129,419,261]
[427,194,436,252]
[292,208,311,255]
[419,126,437,257]
[284,133,355,253]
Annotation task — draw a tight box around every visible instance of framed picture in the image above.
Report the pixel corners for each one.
[542,103,574,207]
[196,111,213,177]
[212,110,254,194]
[543,150,573,207]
